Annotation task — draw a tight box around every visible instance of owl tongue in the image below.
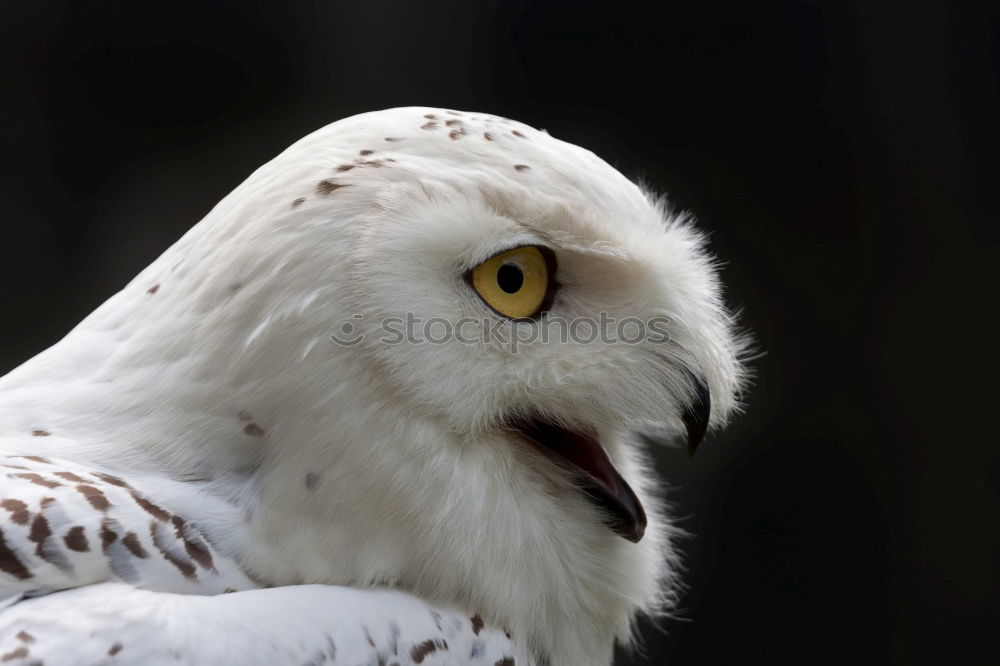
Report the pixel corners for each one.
[517,419,647,543]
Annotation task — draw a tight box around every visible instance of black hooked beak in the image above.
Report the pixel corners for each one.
[682,374,711,457]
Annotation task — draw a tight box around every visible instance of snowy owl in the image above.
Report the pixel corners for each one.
[0,108,745,666]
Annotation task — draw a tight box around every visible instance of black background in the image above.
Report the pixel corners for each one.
[1,1,997,664]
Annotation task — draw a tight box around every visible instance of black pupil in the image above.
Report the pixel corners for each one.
[497,263,524,294]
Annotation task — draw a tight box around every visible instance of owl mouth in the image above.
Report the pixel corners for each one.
[509,418,647,543]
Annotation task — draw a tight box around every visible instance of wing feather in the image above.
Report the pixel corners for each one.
[0,454,255,600]
[0,583,523,665]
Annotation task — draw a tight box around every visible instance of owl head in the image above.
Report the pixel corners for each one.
[45,108,747,666]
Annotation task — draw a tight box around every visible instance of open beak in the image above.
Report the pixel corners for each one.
[508,379,711,543]
[510,418,647,543]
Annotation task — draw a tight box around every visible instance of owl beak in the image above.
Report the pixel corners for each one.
[640,373,712,456]
[681,375,712,458]
[512,419,647,543]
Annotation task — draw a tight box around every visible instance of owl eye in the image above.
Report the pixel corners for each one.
[469,245,556,320]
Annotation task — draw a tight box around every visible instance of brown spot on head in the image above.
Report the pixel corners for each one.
[360,149,374,156]
[292,197,306,208]
[483,132,494,141]
[243,423,265,438]
[31,430,50,437]
[470,615,484,635]
[1,499,30,525]
[336,164,356,172]
[384,137,403,142]
[76,485,111,511]
[147,284,160,295]
[0,647,28,662]
[64,525,89,552]
[445,119,463,127]
[511,130,525,138]
[421,122,438,130]
[494,659,515,666]
[446,110,463,116]
[14,632,33,644]
[109,642,123,656]
[514,164,530,172]
[18,456,51,464]
[449,128,466,140]
[423,114,437,120]
[410,639,447,663]
[316,179,349,196]
[304,473,320,491]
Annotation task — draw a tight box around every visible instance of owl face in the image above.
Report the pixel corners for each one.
[333,116,744,546]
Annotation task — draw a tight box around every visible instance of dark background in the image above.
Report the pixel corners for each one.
[1,1,997,664]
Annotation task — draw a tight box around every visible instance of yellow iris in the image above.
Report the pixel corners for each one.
[470,245,553,319]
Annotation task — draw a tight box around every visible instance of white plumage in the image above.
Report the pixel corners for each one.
[0,108,746,665]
